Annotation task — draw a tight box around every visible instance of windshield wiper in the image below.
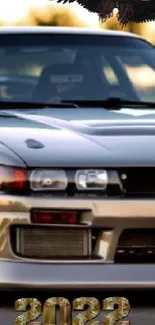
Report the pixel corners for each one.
[61,98,155,109]
[0,98,155,110]
[0,100,79,109]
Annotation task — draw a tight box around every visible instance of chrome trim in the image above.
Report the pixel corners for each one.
[16,227,20,253]
[1,195,155,263]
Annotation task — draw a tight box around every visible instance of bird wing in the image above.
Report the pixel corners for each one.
[52,0,115,19]
[56,0,100,12]
[51,0,155,26]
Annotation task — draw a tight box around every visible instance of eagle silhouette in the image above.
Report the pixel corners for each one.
[54,0,155,26]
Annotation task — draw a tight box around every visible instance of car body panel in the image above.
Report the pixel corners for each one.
[1,110,155,167]
[0,141,26,167]
[0,260,155,289]
[0,26,143,38]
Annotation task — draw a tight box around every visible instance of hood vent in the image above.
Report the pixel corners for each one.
[25,139,45,149]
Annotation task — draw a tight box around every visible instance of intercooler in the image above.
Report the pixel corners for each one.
[13,225,91,259]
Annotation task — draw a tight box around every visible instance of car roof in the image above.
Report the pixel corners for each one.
[0,26,143,39]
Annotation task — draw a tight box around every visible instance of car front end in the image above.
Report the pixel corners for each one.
[0,26,155,324]
[1,120,155,291]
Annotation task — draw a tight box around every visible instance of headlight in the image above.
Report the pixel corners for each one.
[75,169,108,190]
[30,169,68,191]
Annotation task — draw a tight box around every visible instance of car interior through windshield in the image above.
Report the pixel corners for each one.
[0,34,155,103]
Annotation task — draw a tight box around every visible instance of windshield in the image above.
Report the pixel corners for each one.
[0,33,155,104]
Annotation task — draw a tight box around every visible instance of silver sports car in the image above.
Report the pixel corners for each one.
[0,27,155,325]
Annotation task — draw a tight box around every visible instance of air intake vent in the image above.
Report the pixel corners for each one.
[115,229,155,263]
[12,225,91,259]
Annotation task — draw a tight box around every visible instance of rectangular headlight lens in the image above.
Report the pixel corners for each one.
[30,169,68,191]
[75,169,108,190]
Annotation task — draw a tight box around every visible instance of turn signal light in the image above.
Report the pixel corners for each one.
[31,210,79,224]
[0,166,27,191]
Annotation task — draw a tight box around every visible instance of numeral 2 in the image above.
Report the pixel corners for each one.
[102,297,130,325]
[15,298,42,325]
[72,297,100,325]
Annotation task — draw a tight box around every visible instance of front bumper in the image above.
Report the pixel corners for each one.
[0,194,155,289]
[0,261,155,289]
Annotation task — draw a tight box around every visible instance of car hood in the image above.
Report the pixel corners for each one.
[1,107,155,167]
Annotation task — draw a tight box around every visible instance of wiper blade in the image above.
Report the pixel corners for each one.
[62,98,155,109]
[0,98,155,110]
[0,100,78,109]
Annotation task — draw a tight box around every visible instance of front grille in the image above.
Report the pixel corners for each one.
[115,229,155,263]
[119,168,155,196]
[13,226,91,259]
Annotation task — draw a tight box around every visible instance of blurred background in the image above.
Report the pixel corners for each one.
[0,0,155,44]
